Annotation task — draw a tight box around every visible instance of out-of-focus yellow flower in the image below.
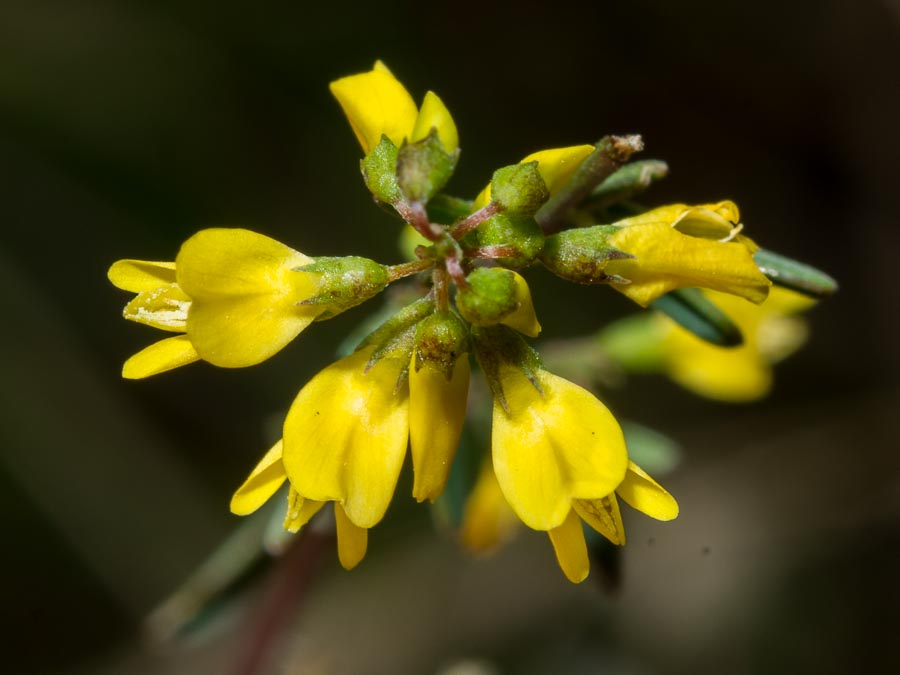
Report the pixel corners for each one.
[658,287,814,401]
[459,457,677,583]
[230,440,368,570]
[472,144,595,209]
[109,229,323,378]
[330,61,458,155]
[604,202,772,307]
[282,348,410,531]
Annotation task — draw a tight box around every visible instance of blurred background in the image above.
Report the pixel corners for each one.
[1,0,898,673]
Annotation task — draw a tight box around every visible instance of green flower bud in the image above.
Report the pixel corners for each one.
[456,267,518,326]
[361,135,402,204]
[397,130,459,203]
[540,225,633,284]
[413,311,469,380]
[297,256,390,319]
[470,213,545,268]
[490,162,550,215]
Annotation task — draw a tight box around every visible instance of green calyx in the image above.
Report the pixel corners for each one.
[467,213,544,268]
[397,130,459,204]
[297,256,390,319]
[471,325,543,412]
[414,311,469,380]
[540,225,633,284]
[455,267,519,327]
[490,162,550,215]
[361,135,402,204]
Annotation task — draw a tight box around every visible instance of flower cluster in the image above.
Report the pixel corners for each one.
[110,62,833,582]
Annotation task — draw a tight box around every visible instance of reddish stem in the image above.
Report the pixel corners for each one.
[450,202,500,240]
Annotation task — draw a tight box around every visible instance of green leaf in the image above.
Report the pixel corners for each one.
[753,248,838,298]
[651,288,744,347]
[586,159,669,210]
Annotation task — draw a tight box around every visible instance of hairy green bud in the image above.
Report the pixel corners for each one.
[297,256,390,319]
[490,162,550,215]
[471,213,545,268]
[540,225,633,284]
[455,267,519,326]
[397,130,459,203]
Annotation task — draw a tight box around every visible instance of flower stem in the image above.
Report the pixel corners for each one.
[536,135,644,235]
[386,258,433,282]
[433,266,450,311]
[396,200,442,241]
[450,201,500,240]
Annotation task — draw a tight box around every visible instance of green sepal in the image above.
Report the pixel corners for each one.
[455,267,518,327]
[585,160,669,210]
[296,256,389,319]
[471,325,543,413]
[753,248,838,298]
[396,130,459,203]
[650,288,744,347]
[413,311,470,380]
[540,225,634,284]
[361,135,401,204]
[469,213,545,268]
[426,194,474,225]
[356,296,435,352]
[490,162,550,215]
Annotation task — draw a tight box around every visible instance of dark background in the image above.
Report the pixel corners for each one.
[1,1,898,673]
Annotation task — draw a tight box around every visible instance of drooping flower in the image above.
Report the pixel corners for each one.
[230,440,368,569]
[330,61,458,155]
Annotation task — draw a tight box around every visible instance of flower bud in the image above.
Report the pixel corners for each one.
[490,162,550,215]
[468,213,545,268]
[397,130,458,203]
[297,256,390,319]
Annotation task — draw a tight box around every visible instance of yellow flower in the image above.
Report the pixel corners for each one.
[330,61,458,155]
[230,440,368,570]
[472,144,595,209]
[282,347,410,530]
[604,201,772,307]
[491,366,628,530]
[459,457,677,583]
[657,287,814,402]
[109,228,322,378]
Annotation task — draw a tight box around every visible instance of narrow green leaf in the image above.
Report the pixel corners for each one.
[651,288,744,347]
[585,159,669,210]
[753,248,838,298]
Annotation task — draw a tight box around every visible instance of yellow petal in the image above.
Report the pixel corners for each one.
[283,489,325,533]
[334,503,368,570]
[108,259,176,292]
[409,356,470,502]
[230,440,287,515]
[666,339,773,401]
[329,63,418,154]
[613,201,741,240]
[573,495,626,545]
[500,272,541,337]
[606,221,772,307]
[547,508,589,583]
[176,228,321,367]
[122,335,200,379]
[282,348,409,529]
[460,460,520,553]
[521,145,595,195]
[491,368,628,530]
[123,284,191,332]
[411,91,459,153]
[616,461,679,521]
[471,144,595,210]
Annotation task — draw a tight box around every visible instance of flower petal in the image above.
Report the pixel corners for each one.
[123,284,191,332]
[500,272,541,337]
[282,348,409,529]
[230,440,287,515]
[547,508,590,583]
[122,335,200,379]
[573,495,626,545]
[460,460,520,553]
[283,489,325,533]
[411,91,459,153]
[334,503,368,570]
[108,259,176,292]
[491,368,628,530]
[606,221,772,307]
[176,228,321,367]
[329,62,418,154]
[616,461,679,521]
[409,356,470,502]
